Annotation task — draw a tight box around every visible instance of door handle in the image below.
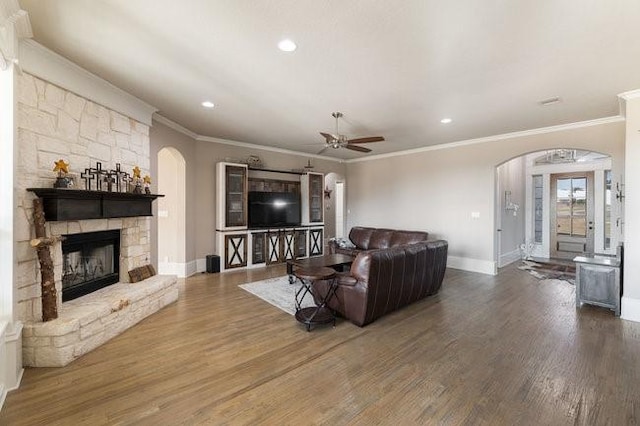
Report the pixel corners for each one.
[588,221,593,230]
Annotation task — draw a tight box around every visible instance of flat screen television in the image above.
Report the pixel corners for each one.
[248,191,301,228]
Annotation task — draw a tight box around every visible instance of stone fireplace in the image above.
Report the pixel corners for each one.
[15,72,178,367]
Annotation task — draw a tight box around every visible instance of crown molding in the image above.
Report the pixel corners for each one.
[152,113,343,163]
[618,89,640,101]
[19,39,157,125]
[152,113,198,139]
[0,0,32,61]
[152,113,622,165]
[618,90,640,118]
[197,134,343,162]
[346,115,625,164]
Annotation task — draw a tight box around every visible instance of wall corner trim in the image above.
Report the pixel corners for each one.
[621,296,640,323]
[19,39,157,125]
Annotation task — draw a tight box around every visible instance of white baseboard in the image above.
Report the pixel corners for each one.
[185,260,197,277]
[158,261,198,278]
[499,249,521,268]
[621,296,640,323]
[196,258,207,273]
[447,256,496,275]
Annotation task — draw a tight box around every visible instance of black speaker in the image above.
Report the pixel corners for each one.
[206,255,220,273]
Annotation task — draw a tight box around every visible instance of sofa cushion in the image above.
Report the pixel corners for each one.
[349,227,375,249]
[389,230,429,246]
[349,227,429,250]
[368,229,395,249]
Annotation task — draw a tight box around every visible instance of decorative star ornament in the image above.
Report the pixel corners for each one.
[132,166,141,179]
[324,187,332,199]
[143,175,151,185]
[53,159,69,175]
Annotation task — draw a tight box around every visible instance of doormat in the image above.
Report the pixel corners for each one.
[518,260,576,284]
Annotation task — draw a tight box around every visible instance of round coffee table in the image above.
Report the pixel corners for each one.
[293,266,337,331]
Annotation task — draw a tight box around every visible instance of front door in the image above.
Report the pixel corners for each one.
[551,172,594,259]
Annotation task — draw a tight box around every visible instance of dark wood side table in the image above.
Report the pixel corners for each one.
[286,254,354,283]
[293,267,337,331]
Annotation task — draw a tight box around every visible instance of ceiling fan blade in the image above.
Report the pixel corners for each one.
[320,132,338,142]
[317,146,330,155]
[345,144,372,153]
[347,136,385,144]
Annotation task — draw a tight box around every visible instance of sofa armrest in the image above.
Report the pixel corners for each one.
[336,273,358,286]
[347,251,372,284]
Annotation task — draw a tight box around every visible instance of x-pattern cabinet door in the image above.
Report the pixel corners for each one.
[282,231,295,261]
[309,228,323,256]
[267,232,281,264]
[225,234,247,269]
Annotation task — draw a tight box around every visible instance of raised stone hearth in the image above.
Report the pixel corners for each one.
[22,275,178,367]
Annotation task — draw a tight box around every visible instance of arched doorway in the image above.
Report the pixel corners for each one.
[157,147,187,276]
[495,149,616,267]
[324,172,346,240]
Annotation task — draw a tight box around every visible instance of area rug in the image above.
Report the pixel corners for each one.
[239,276,316,315]
[518,260,576,284]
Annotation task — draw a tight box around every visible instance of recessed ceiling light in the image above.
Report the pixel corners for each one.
[278,39,297,52]
[440,118,452,124]
[201,101,215,108]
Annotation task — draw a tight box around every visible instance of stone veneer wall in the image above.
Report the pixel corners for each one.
[15,72,152,323]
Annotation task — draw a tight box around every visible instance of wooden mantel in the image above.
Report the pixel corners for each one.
[27,188,164,221]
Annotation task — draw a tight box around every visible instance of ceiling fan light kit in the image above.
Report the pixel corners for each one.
[317,112,385,155]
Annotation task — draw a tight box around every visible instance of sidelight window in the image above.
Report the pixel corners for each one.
[533,175,543,243]
[604,170,612,250]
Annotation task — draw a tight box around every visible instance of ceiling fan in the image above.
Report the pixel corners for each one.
[318,112,385,154]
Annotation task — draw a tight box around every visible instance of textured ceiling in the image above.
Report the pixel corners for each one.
[20,0,640,159]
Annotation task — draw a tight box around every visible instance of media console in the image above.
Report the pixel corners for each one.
[215,162,324,272]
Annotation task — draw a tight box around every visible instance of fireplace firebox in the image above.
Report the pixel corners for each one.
[62,230,120,301]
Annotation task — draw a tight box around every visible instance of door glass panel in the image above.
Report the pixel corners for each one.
[556,178,571,235]
[557,217,572,235]
[572,178,586,236]
[556,176,588,237]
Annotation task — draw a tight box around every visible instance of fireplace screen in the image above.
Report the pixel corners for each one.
[62,230,120,301]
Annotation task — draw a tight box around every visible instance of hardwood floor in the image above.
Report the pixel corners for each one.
[2,264,639,425]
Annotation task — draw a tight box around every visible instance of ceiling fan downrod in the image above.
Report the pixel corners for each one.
[332,112,344,148]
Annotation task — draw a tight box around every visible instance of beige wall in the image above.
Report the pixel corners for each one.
[624,96,640,318]
[345,121,625,272]
[497,156,526,265]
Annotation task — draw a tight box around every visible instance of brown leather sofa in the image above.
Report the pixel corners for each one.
[329,226,430,256]
[318,227,448,327]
